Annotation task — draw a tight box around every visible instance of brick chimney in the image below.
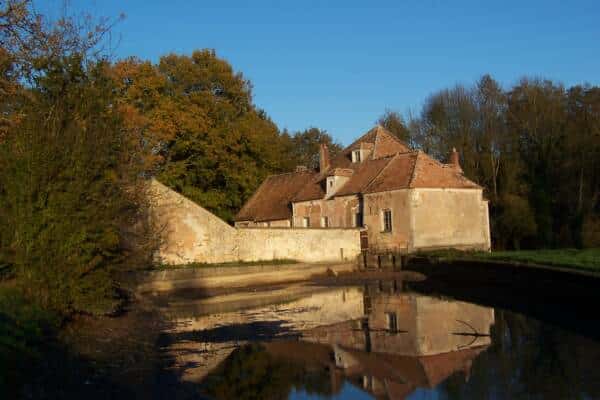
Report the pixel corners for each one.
[449,147,463,173]
[319,143,330,172]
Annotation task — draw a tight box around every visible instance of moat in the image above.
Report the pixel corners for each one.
[137,277,600,400]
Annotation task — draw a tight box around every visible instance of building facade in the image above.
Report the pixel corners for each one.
[235,126,491,253]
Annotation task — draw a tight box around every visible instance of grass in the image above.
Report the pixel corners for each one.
[155,258,299,270]
[471,248,600,271]
[419,248,600,273]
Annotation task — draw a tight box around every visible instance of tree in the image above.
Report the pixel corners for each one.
[0,2,149,314]
[113,50,290,222]
[377,110,412,143]
[286,127,342,170]
[406,74,600,249]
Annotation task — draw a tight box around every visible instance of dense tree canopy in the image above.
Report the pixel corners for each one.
[111,52,340,222]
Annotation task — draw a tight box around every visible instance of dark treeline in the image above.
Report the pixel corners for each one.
[379,75,600,250]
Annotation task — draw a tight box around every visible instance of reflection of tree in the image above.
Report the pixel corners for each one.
[199,343,333,400]
[437,309,600,399]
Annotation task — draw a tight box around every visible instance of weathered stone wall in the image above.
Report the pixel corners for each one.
[148,178,239,265]
[409,188,490,251]
[148,179,361,265]
[363,190,411,252]
[292,195,360,228]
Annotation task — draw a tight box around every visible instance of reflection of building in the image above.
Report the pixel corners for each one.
[301,289,494,399]
[164,286,364,382]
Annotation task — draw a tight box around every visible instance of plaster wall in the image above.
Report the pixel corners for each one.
[148,179,361,265]
[409,188,490,251]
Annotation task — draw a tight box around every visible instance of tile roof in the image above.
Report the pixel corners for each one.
[328,125,411,169]
[234,170,316,222]
[236,126,481,222]
[408,151,481,189]
[334,156,394,196]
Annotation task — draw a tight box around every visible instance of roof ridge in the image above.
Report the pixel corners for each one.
[339,126,379,154]
[375,124,411,147]
[362,153,399,193]
[265,170,315,178]
[407,150,421,188]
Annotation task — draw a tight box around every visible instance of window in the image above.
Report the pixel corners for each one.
[302,217,309,228]
[354,212,363,228]
[321,216,329,228]
[382,209,392,232]
[386,312,398,333]
[352,150,361,163]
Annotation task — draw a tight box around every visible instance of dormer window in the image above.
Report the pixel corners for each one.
[326,176,335,195]
[352,150,362,163]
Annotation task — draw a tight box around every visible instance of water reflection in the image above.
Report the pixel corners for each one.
[157,281,600,399]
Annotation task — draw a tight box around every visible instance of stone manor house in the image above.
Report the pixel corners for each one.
[235,126,491,253]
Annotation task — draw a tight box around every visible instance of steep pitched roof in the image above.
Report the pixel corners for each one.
[408,151,481,189]
[328,125,411,169]
[236,126,481,222]
[234,171,316,222]
[334,156,394,197]
[363,151,481,193]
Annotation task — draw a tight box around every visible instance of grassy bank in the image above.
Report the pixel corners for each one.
[422,248,600,273]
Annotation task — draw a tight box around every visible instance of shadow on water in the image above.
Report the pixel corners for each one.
[165,320,299,343]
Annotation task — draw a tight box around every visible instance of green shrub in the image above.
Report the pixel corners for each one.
[0,56,148,315]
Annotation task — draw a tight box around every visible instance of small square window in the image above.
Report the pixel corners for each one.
[303,217,310,228]
[321,216,329,228]
[352,150,362,163]
[382,209,392,232]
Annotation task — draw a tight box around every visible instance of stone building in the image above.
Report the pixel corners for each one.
[235,125,491,252]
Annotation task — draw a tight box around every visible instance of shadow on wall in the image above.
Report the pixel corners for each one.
[147,179,362,265]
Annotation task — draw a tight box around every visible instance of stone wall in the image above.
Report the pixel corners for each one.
[363,190,411,252]
[148,179,361,265]
[292,195,360,228]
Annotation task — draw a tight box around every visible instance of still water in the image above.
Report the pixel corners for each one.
[154,281,600,399]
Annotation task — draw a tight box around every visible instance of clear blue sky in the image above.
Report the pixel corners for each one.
[37,0,600,145]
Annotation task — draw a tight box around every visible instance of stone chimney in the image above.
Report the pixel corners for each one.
[319,143,330,172]
[449,147,463,173]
